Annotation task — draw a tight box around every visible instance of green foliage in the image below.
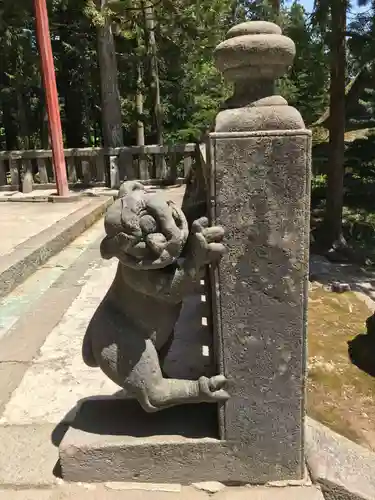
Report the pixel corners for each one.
[0,0,101,149]
[0,0,373,164]
[0,0,327,148]
[279,1,329,125]
[345,133,375,178]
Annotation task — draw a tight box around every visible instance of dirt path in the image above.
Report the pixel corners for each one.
[308,255,375,450]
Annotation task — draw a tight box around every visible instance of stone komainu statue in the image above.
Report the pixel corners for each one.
[82,177,229,412]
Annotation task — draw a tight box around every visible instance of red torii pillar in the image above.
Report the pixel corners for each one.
[34,0,69,197]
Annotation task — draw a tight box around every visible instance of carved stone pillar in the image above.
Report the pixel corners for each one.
[209,20,311,480]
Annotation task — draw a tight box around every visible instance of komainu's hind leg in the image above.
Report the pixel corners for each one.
[118,336,229,412]
[87,299,229,412]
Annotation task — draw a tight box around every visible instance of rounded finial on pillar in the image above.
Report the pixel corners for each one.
[213,21,305,132]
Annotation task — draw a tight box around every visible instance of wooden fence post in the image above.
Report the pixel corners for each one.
[0,159,6,186]
[37,157,49,184]
[21,158,33,193]
[110,155,119,188]
[10,159,19,188]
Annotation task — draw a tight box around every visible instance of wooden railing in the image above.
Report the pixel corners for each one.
[0,143,199,193]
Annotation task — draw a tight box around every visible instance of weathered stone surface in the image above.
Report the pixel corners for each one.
[52,484,209,499]
[0,259,118,426]
[60,397,309,484]
[215,106,305,133]
[192,481,226,494]
[209,130,310,480]
[0,200,86,258]
[0,491,53,500]
[214,21,295,83]
[0,362,26,414]
[0,197,111,299]
[0,425,59,486]
[213,21,304,132]
[213,486,324,499]
[104,482,181,492]
[306,417,375,500]
[0,486,325,500]
[59,399,223,483]
[15,484,209,500]
[211,26,310,483]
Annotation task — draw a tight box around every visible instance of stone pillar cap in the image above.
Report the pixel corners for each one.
[227,20,282,37]
[214,21,295,82]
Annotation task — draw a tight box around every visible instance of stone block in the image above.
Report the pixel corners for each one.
[0,491,53,500]
[60,398,304,483]
[104,483,182,492]
[209,130,311,480]
[213,486,324,499]
[0,425,59,486]
[0,362,27,414]
[0,197,111,299]
[0,486,324,500]
[60,399,220,483]
[305,417,375,500]
[51,483,208,500]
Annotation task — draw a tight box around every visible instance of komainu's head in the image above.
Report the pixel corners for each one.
[100,181,189,269]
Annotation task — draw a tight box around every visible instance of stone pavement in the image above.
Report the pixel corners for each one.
[0,184,183,260]
[0,188,324,499]
[0,196,111,299]
[0,201,90,258]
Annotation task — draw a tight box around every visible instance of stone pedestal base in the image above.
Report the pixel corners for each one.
[59,398,307,484]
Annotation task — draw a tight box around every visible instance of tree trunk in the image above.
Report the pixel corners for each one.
[270,0,281,22]
[324,0,347,248]
[273,0,280,9]
[82,57,92,146]
[62,85,86,148]
[2,98,18,151]
[38,87,51,150]
[97,0,123,148]
[0,70,19,150]
[136,28,145,148]
[41,110,51,150]
[142,3,166,180]
[143,4,163,146]
[136,27,148,181]
[16,88,30,150]
[58,19,86,148]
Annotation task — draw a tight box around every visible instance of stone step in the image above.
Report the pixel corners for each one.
[0,219,105,343]
[0,196,111,299]
[60,398,309,485]
[0,221,111,421]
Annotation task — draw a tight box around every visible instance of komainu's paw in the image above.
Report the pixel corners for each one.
[198,375,230,402]
[189,217,226,267]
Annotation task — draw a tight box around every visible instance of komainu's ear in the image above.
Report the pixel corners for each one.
[100,236,116,260]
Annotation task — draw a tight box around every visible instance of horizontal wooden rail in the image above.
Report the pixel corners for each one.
[0,143,197,160]
[0,143,202,194]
